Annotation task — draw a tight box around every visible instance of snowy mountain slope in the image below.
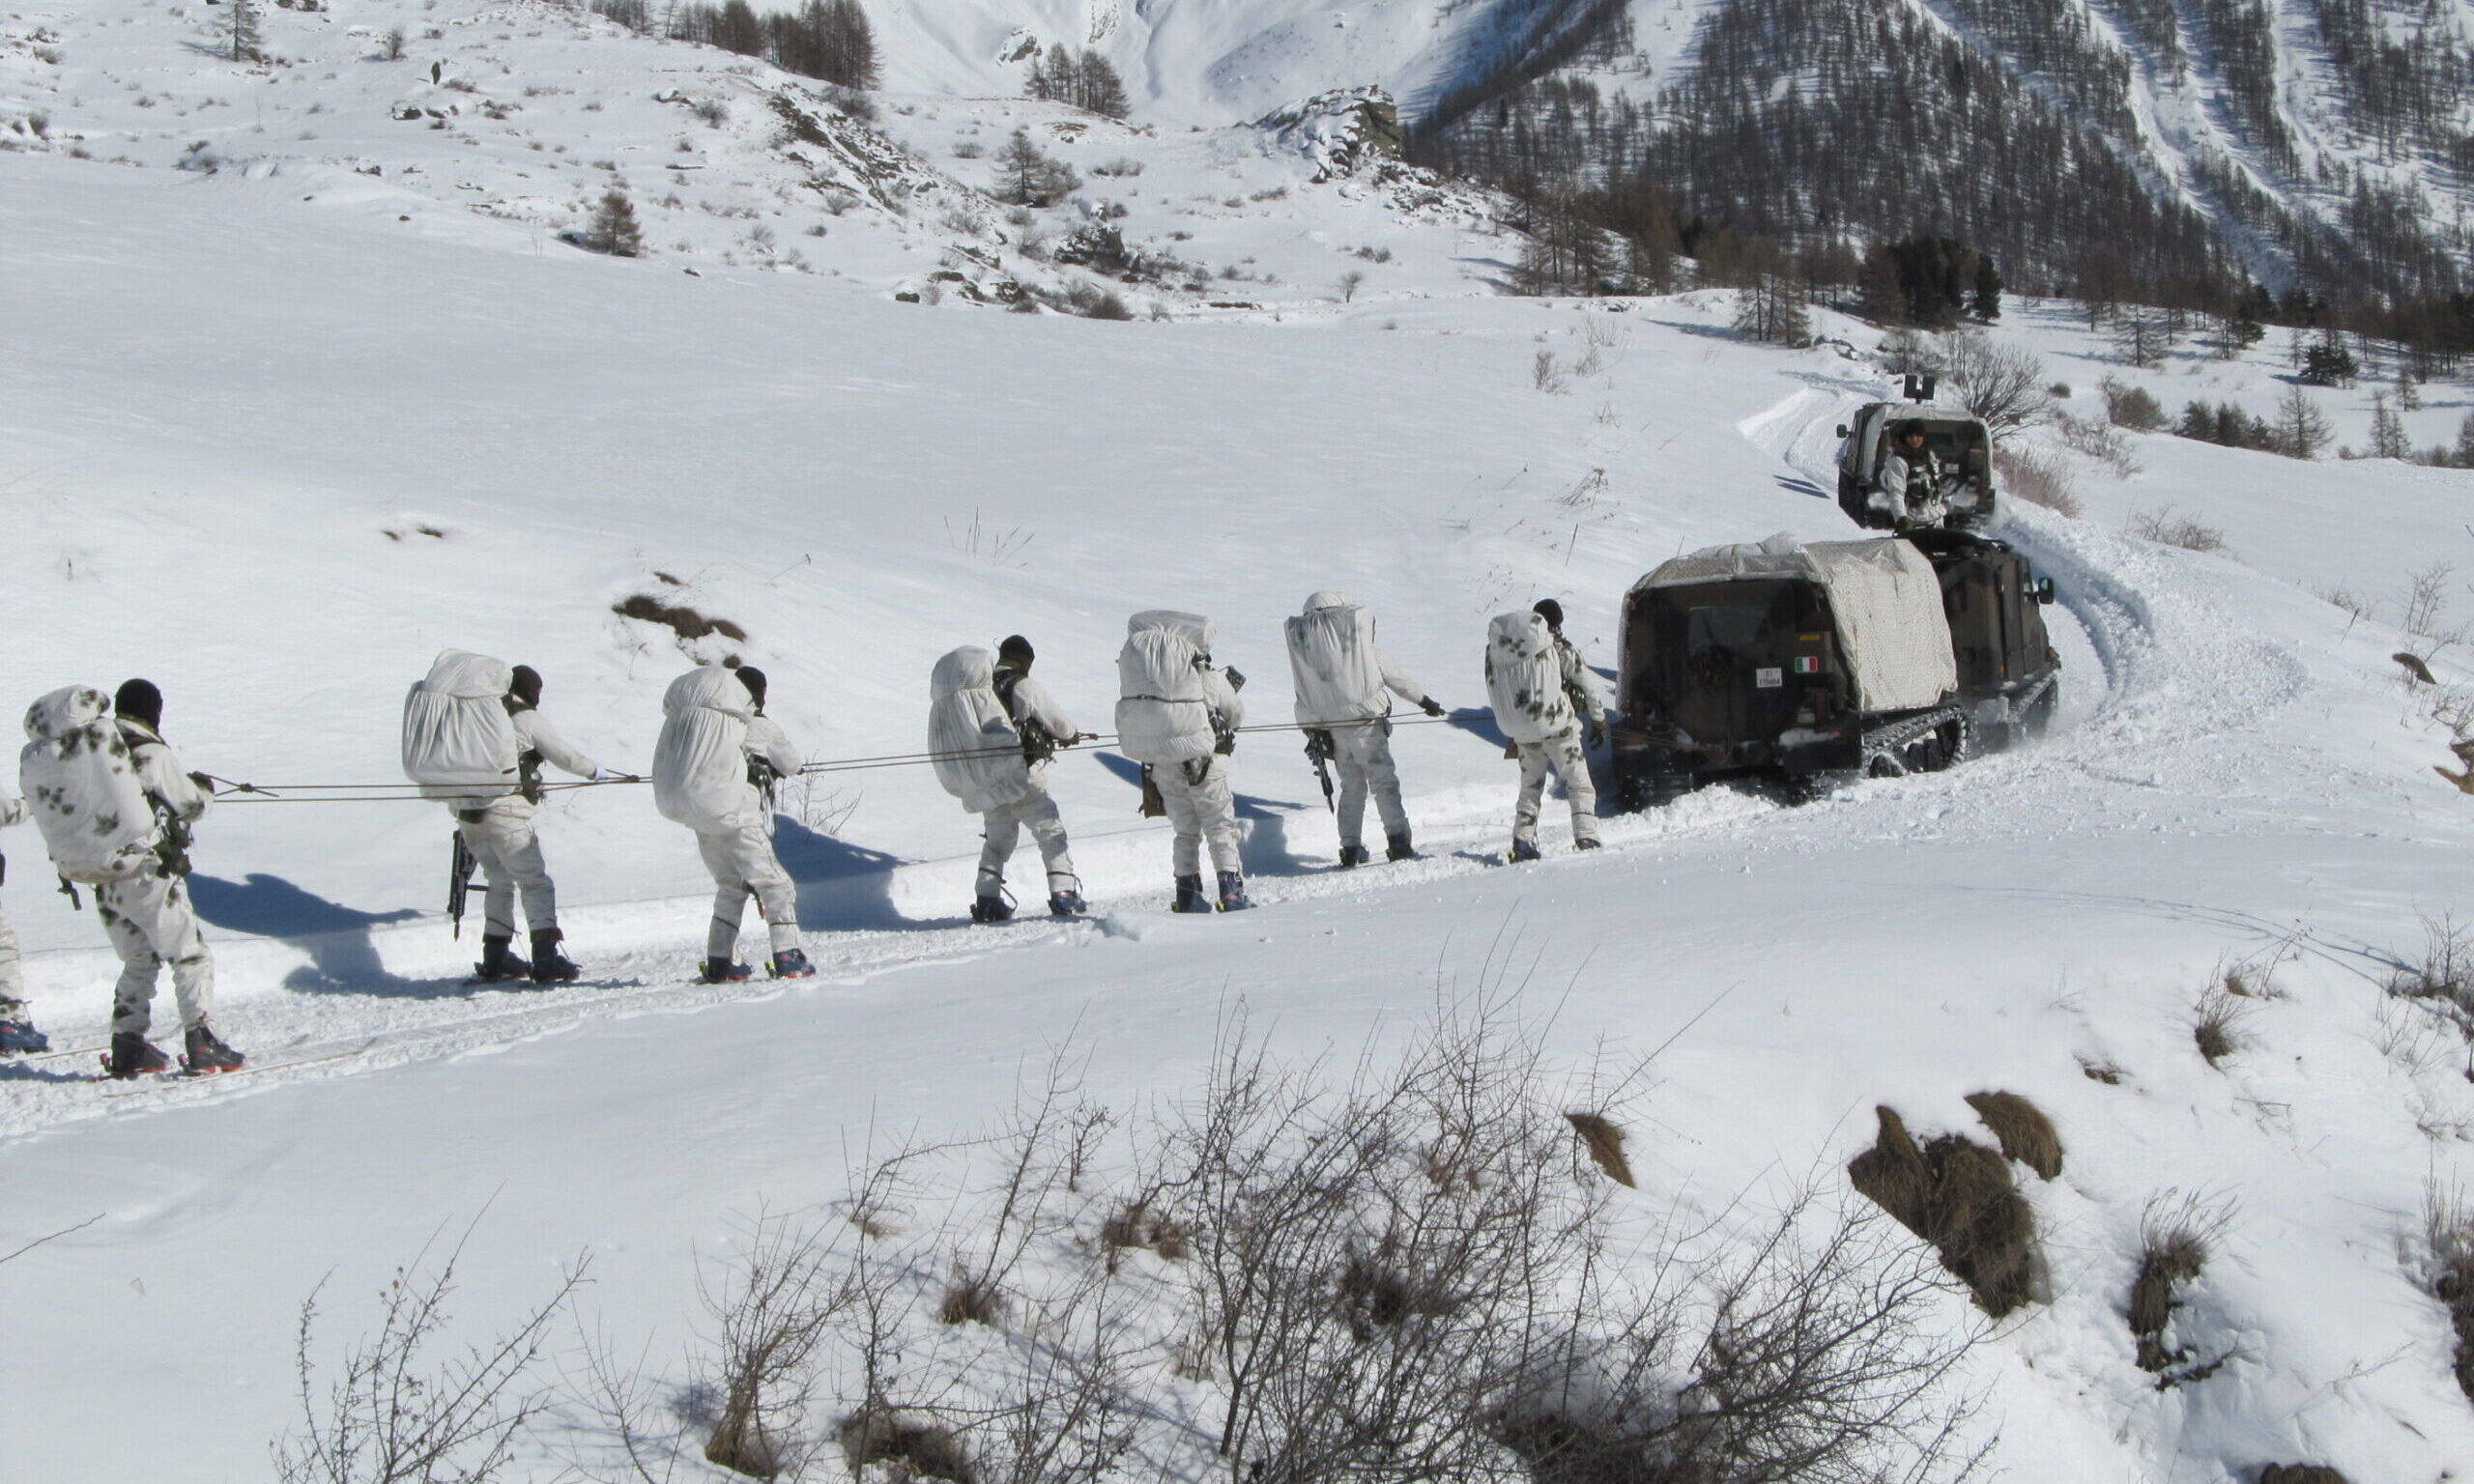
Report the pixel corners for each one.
[7,118,2474,1484]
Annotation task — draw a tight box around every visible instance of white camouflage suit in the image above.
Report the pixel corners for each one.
[453,705,601,939]
[97,719,216,1037]
[1514,637,1605,850]
[1873,448,1948,528]
[0,788,25,1014]
[1160,671,1246,878]
[1289,597,1430,854]
[704,715,804,961]
[980,666,1079,898]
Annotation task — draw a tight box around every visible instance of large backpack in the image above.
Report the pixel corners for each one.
[928,647,1032,813]
[1285,597,1386,727]
[1114,611,1217,765]
[1484,612,1573,745]
[653,668,758,832]
[19,686,160,884]
[402,649,521,805]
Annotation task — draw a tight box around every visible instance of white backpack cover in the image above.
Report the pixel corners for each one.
[654,668,758,832]
[1114,611,1217,765]
[1285,594,1386,727]
[928,647,1032,813]
[1484,612,1573,745]
[19,686,159,883]
[401,649,521,804]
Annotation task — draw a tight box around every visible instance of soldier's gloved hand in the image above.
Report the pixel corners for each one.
[187,771,215,792]
[1074,732,1101,747]
[1419,697,1445,718]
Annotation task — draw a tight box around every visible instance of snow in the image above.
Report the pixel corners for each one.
[4,4,2474,1481]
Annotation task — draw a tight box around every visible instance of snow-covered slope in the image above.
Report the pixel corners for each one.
[4,6,2474,1480]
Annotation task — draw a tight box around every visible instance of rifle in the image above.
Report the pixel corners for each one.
[1303,729,1336,813]
[447,831,478,939]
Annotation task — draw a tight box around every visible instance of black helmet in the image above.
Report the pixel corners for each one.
[115,678,163,729]
[1533,598,1565,631]
[997,634,1034,666]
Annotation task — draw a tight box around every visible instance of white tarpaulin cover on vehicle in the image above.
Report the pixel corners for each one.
[1633,533,1957,712]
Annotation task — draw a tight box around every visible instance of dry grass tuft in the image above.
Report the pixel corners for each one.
[613,592,748,642]
[935,1271,1004,1327]
[1564,1111,1635,1187]
[2426,1180,2474,1403]
[2259,1467,2350,1484]
[1965,1092,2063,1180]
[838,1399,977,1484]
[1850,1106,2040,1316]
[2079,1058,2124,1085]
[2193,980,2256,1068]
[2130,1190,2234,1379]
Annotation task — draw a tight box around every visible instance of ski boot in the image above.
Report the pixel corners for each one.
[1337,843,1370,870]
[1386,831,1417,863]
[1170,874,1212,914]
[1217,871,1252,912]
[1574,837,1603,852]
[0,1001,48,1055]
[1508,839,1542,864]
[472,933,527,984]
[529,928,581,985]
[702,957,753,985]
[1048,889,1087,918]
[970,894,1016,925]
[105,1032,171,1079]
[182,1021,245,1074]
[769,949,817,980]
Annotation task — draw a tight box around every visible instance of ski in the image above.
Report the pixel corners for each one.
[98,1037,384,1095]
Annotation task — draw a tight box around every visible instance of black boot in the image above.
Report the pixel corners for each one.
[1218,871,1252,912]
[107,1031,171,1079]
[182,1021,245,1073]
[1171,874,1211,913]
[1337,843,1370,869]
[1386,831,1417,862]
[530,928,580,984]
[970,894,1016,925]
[473,933,525,983]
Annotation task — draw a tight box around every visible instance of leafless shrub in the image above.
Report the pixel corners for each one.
[1535,349,1568,393]
[943,508,1034,567]
[2401,560,2466,663]
[2129,506,2229,556]
[1337,269,1366,302]
[2192,979,2256,1067]
[2384,914,2474,1042]
[1942,329,2050,434]
[2424,1178,2474,1402]
[2099,376,2168,432]
[272,1225,588,1484]
[2129,1190,2234,1382]
[698,1208,848,1478]
[1963,1092,2061,1181]
[382,26,406,60]
[1992,444,2081,518]
[2055,411,2141,476]
[2318,586,2375,623]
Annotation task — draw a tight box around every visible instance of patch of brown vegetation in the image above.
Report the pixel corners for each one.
[614,592,748,642]
[2259,1467,2349,1484]
[1565,1111,1636,1188]
[1965,1092,2063,1180]
[838,1400,977,1484]
[1849,1106,2039,1316]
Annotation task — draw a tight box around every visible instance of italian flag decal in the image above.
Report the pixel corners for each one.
[1794,655,1822,673]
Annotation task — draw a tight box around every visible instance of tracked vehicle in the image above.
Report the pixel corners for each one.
[1836,403,1996,531]
[1904,528,2062,749]
[1610,535,1970,806]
